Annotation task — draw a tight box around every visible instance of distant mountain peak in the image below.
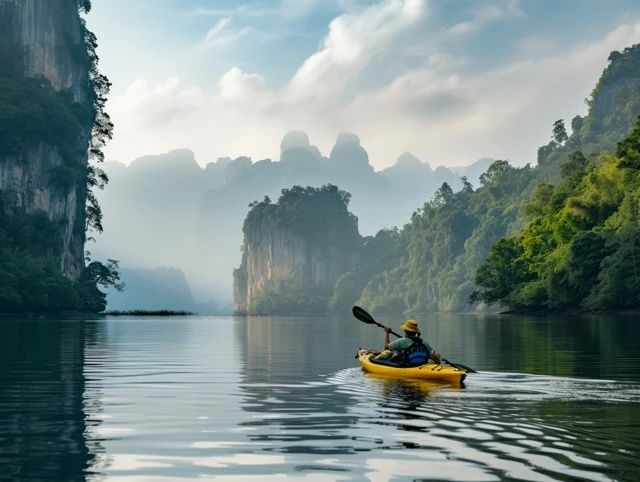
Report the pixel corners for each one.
[129,149,200,171]
[280,130,311,152]
[329,132,371,173]
[335,132,361,146]
[395,152,428,169]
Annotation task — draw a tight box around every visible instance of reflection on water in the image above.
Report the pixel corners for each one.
[0,314,639,481]
[232,315,640,481]
[0,320,100,480]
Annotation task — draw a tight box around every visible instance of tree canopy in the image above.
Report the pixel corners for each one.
[472,119,640,311]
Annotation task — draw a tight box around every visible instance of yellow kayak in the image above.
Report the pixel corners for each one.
[357,349,467,384]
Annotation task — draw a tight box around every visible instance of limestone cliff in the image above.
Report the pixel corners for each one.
[0,0,93,280]
[233,185,361,314]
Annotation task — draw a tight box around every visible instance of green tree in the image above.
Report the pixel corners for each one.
[471,238,533,308]
[553,119,569,146]
[560,151,589,185]
[616,115,640,169]
[76,259,124,312]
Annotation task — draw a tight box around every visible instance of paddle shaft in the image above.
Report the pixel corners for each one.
[442,358,477,373]
[371,320,402,339]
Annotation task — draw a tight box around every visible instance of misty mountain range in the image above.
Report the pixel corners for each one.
[93,131,492,312]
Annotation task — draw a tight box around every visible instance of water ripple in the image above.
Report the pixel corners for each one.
[2,316,639,481]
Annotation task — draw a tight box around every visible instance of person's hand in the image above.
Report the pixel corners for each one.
[383,326,392,334]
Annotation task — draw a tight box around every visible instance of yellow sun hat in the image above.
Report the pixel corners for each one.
[400,319,420,333]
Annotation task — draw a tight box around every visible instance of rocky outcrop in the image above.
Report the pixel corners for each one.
[0,146,85,277]
[327,133,374,178]
[1,0,89,101]
[0,0,92,280]
[234,225,359,313]
[233,185,361,314]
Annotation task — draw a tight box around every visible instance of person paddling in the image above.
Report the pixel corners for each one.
[381,319,441,366]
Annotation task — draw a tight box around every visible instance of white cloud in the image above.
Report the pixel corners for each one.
[445,0,523,37]
[189,6,273,17]
[197,18,250,51]
[104,4,640,171]
[189,0,324,20]
[217,67,266,101]
[288,0,426,99]
[516,35,557,56]
[279,0,323,20]
[348,21,640,165]
[115,77,202,128]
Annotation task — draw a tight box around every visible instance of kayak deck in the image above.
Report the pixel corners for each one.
[357,349,467,384]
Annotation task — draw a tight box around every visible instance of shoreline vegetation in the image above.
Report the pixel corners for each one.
[473,118,640,313]
[499,308,640,316]
[229,307,640,317]
[104,310,196,316]
[1,309,637,318]
[0,310,196,318]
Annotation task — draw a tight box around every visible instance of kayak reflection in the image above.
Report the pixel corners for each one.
[363,372,464,408]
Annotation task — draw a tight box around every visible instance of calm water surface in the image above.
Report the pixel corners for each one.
[1,314,639,481]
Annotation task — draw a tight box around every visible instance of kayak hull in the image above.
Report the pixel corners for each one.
[357,349,467,384]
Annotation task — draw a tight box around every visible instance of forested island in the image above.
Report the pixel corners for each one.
[234,185,362,314]
[0,0,120,313]
[236,45,640,314]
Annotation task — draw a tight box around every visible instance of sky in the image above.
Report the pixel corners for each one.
[87,0,640,170]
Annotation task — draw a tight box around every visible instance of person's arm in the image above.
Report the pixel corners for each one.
[424,342,441,363]
[383,326,392,350]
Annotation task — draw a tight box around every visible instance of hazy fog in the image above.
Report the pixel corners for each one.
[93,132,491,312]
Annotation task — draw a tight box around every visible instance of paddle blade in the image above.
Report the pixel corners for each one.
[352,305,376,324]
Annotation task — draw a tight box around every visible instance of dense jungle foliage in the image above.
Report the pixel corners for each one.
[472,120,640,311]
[243,184,361,249]
[0,196,122,312]
[0,1,119,313]
[353,165,534,312]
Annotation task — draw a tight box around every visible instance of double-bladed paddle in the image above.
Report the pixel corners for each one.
[352,305,477,373]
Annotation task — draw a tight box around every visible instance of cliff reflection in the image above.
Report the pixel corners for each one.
[0,319,104,481]
[235,316,362,454]
[236,315,355,384]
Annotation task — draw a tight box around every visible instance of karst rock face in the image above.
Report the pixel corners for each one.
[233,222,360,313]
[0,0,93,279]
[232,185,363,314]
